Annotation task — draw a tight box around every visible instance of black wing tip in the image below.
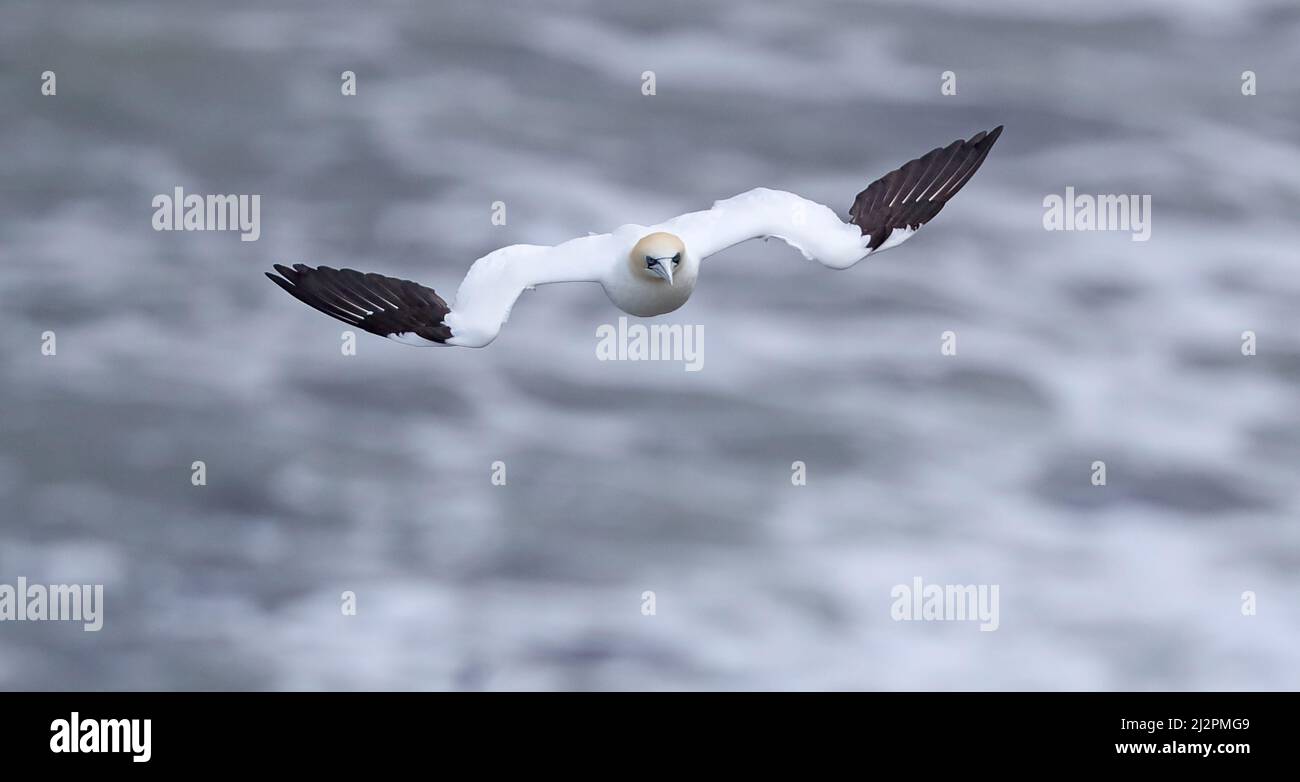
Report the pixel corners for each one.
[849,124,1005,249]
[266,263,454,344]
[268,263,315,283]
[266,267,296,289]
[963,125,1004,148]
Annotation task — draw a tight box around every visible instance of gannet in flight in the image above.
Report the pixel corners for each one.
[268,126,1002,348]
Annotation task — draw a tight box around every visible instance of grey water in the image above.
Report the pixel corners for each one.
[1,0,1298,690]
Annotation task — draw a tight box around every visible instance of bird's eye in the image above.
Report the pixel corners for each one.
[672,253,681,265]
[645,256,659,267]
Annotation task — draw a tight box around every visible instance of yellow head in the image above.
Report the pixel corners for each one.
[628,232,686,285]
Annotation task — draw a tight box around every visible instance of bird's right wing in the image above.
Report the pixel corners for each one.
[267,263,455,345]
[442,236,612,347]
[267,234,614,349]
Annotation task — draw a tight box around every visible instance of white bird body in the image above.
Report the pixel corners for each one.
[268,127,1003,350]
[598,227,700,318]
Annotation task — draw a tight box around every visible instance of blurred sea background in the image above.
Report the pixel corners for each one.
[1,0,1298,690]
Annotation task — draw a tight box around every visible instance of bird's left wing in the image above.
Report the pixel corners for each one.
[661,187,869,269]
[663,126,1003,269]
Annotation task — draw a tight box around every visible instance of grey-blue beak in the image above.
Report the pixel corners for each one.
[650,259,674,285]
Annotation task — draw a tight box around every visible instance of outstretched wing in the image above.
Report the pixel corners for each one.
[663,126,1002,268]
[266,264,454,345]
[267,236,613,348]
[849,126,1002,251]
[661,187,869,269]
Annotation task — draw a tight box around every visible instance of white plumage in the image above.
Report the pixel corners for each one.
[268,126,1002,349]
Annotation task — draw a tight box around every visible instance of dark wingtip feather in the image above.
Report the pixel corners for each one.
[266,269,295,291]
[266,263,453,344]
[270,263,310,285]
[848,126,1004,251]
